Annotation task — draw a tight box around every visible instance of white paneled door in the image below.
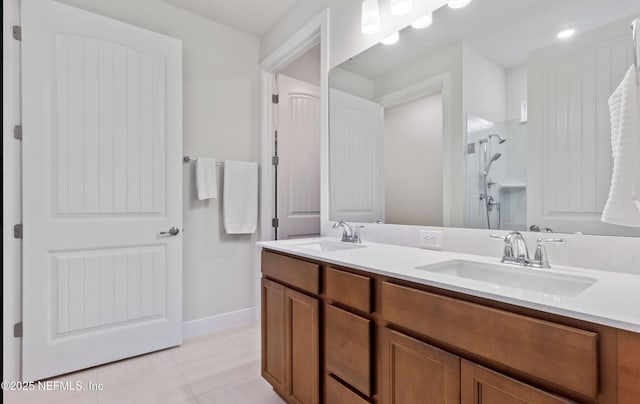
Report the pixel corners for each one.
[527,17,639,237]
[21,0,183,380]
[277,74,321,239]
[329,89,384,223]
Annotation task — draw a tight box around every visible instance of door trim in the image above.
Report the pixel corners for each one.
[3,0,22,382]
[259,9,329,245]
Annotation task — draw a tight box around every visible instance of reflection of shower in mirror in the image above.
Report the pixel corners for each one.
[466,117,528,231]
[479,136,505,229]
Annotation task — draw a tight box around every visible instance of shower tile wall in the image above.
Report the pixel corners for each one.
[465,119,527,231]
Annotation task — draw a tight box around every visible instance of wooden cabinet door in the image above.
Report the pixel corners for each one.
[262,279,286,395]
[461,360,572,404]
[380,328,460,404]
[285,288,320,404]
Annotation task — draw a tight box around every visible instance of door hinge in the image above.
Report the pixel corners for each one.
[14,322,23,338]
[272,94,279,104]
[272,155,279,166]
[13,224,23,239]
[13,125,22,140]
[272,218,279,228]
[12,25,22,41]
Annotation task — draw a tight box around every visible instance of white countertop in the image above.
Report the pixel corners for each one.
[257,237,640,333]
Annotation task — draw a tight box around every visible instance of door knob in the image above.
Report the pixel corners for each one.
[160,227,180,236]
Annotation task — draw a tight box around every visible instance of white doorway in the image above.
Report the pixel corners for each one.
[274,46,321,239]
[21,0,183,380]
[383,93,444,226]
[259,11,328,243]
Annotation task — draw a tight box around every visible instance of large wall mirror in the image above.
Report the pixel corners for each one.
[329,0,640,237]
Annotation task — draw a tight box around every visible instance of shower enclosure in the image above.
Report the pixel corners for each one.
[465,117,528,231]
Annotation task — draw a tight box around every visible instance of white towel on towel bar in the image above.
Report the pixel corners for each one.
[195,158,218,200]
[223,160,258,234]
[601,65,640,227]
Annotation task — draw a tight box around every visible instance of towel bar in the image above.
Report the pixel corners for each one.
[183,156,224,166]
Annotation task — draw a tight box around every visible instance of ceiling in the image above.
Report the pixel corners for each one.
[161,0,301,37]
[338,0,640,80]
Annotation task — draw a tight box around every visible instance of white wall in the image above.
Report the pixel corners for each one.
[261,0,450,68]
[384,93,443,226]
[280,44,321,86]
[506,65,527,122]
[462,43,506,125]
[56,0,261,323]
[329,67,375,100]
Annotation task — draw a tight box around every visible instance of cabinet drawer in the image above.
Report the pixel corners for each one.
[326,305,371,396]
[262,250,320,294]
[381,282,598,399]
[326,375,369,404]
[325,267,372,313]
[461,360,573,404]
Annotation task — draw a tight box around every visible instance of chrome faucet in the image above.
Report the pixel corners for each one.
[492,232,530,265]
[491,232,565,269]
[333,221,364,244]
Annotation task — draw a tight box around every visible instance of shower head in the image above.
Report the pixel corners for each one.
[489,134,507,144]
[484,152,502,174]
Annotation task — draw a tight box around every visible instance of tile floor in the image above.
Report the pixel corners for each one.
[3,323,286,404]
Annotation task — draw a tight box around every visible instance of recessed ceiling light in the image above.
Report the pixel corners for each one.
[448,0,472,9]
[361,0,381,34]
[411,13,433,29]
[390,0,412,16]
[557,28,576,39]
[381,32,400,45]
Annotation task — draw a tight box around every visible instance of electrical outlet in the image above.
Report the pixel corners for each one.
[420,230,443,250]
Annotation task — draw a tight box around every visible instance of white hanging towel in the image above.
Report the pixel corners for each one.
[223,160,258,234]
[195,158,218,200]
[601,65,640,227]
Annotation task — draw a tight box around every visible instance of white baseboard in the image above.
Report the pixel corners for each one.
[182,306,259,339]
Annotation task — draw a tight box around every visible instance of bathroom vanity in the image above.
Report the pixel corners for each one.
[258,239,640,404]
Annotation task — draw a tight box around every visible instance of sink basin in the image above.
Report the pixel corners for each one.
[295,240,367,252]
[416,260,597,297]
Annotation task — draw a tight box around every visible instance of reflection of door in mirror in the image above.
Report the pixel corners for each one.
[528,15,640,237]
[329,89,385,223]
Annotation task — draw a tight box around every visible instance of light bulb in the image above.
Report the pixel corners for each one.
[381,32,399,45]
[557,29,576,39]
[361,0,381,34]
[448,0,472,9]
[411,13,433,29]
[390,0,412,16]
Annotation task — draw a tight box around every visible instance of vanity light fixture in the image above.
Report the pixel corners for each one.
[448,0,472,9]
[361,0,381,34]
[411,13,433,29]
[390,0,412,16]
[557,28,576,39]
[381,31,400,45]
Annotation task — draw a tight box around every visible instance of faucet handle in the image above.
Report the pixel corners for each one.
[531,238,565,268]
[489,234,515,260]
[353,225,365,244]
